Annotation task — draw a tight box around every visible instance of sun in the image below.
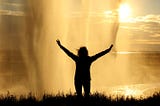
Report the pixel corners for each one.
[118,3,131,22]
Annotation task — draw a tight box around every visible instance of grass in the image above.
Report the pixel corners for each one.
[0,91,160,106]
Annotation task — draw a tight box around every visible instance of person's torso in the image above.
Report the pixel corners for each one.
[75,56,92,80]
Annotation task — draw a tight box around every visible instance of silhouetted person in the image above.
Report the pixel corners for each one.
[56,39,113,97]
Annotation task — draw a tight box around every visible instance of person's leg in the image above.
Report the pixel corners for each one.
[83,80,90,97]
[74,80,82,97]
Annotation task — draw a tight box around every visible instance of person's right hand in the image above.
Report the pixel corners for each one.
[56,39,61,46]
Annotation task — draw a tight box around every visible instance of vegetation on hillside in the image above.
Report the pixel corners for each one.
[0,91,160,106]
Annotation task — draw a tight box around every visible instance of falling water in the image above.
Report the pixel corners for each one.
[21,0,120,94]
[0,0,121,96]
[1,0,160,98]
[3,0,153,97]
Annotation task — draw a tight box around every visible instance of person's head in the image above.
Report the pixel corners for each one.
[78,46,88,57]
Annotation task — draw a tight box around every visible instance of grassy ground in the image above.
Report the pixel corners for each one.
[0,92,160,106]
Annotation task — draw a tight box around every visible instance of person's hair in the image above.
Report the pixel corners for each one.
[78,46,88,57]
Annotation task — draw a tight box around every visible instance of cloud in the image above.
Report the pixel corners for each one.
[120,14,160,34]
[0,1,25,16]
[120,14,160,24]
[141,14,160,23]
[118,14,160,51]
[1,2,24,8]
[0,9,25,16]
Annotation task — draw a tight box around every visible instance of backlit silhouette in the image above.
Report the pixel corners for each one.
[56,39,113,97]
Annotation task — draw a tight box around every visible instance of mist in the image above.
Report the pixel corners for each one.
[1,0,159,97]
[19,0,120,95]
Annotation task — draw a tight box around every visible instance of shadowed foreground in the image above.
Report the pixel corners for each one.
[0,92,160,106]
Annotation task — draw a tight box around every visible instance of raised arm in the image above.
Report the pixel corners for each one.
[90,44,113,62]
[56,39,77,61]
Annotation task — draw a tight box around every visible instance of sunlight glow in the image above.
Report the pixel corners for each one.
[118,3,131,22]
[125,88,136,96]
[124,87,142,98]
